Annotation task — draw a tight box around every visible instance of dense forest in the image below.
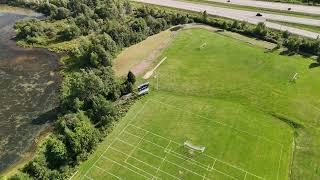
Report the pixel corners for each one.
[4,0,320,179]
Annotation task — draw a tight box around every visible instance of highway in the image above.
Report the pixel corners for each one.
[207,0,320,15]
[134,0,320,39]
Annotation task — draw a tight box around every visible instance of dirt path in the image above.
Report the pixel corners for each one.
[131,32,176,76]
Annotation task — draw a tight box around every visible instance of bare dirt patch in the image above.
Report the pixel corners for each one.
[113,30,175,77]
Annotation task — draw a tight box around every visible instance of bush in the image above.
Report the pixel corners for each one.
[127,71,136,85]
[45,136,68,168]
[56,112,100,161]
[58,24,81,41]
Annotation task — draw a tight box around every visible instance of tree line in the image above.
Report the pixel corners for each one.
[7,0,320,179]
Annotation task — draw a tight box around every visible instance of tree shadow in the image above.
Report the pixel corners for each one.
[279,50,295,56]
[32,107,59,125]
[309,63,320,69]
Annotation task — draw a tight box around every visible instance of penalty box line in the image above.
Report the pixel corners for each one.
[108,146,180,180]
[123,126,239,180]
[124,130,211,171]
[116,137,234,180]
[101,155,151,179]
[128,123,264,180]
[81,100,151,180]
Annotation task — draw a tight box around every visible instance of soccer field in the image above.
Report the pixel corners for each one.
[82,97,292,180]
[74,28,320,180]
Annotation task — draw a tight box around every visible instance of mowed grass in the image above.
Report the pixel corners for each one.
[74,28,320,180]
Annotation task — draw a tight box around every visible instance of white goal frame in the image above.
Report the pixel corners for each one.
[184,141,206,153]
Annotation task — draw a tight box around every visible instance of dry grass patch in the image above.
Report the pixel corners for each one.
[113,30,173,77]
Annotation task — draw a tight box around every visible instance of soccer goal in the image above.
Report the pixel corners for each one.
[199,43,207,50]
[290,73,299,83]
[184,141,206,153]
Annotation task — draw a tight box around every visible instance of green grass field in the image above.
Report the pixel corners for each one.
[73,28,320,179]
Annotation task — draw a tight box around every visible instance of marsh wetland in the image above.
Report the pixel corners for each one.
[0,7,59,173]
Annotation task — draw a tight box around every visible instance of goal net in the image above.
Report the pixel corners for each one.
[184,141,206,153]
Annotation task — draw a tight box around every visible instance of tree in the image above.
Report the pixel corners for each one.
[45,136,68,168]
[88,94,117,126]
[14,19,44,39]
[23,156,48,179]
[127,71,136,84]
[285,37,301,53]
[254,22,268,37]
[58,24,81,41]
[8,172,32,180]
[202,10,208,22]
[56,112,100,160]
[130,18,148,33]
[53,7,70,20]
[282,30,290,39]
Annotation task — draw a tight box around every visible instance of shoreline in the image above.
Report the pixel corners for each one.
[0,6,60,176]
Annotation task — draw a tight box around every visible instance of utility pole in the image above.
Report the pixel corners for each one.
[154,71,159,91]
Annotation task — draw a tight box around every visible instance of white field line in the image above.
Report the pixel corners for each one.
[155,149,168,175]
[244,172,247,180]
[202,153,264,180]
[117,138,238,180]
[129,124,264,180]
[125,129,209,169]
[94,165,122,180]
[202,174,206,180]
[153,141,173,179]
[125,132,148,162]
[81,100,150,179]
[116,138,207,179]
[277,145,284,180]
[84,175,93,180]
[149,98,282,146]
[108,146,179,180]
[101,156,150,179]
[165,140,172,151]
[143,57,167,79]
[125,127,244,180]
[69,171,78,180]
[210,159,217,171]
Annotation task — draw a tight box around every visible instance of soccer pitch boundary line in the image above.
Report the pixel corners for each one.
[108,146,180,180]
[129,124,264,180]
[149,98,282,147]
[93,165,122,179]
[101,155,151,179]
[123,130,216,171]
[80,100,151,180]
[116,138,210,179]
[277,145,284,180]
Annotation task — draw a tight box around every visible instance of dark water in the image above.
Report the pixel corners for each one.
[0,12,59,173]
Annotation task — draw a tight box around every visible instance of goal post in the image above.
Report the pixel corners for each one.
[199,43,207,50]
[184,141,206,153]
[290,73,299,82]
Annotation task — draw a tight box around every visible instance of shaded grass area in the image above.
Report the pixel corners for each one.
[182,0,320,19]
[73,28,320,179]
[267,19,320,33]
